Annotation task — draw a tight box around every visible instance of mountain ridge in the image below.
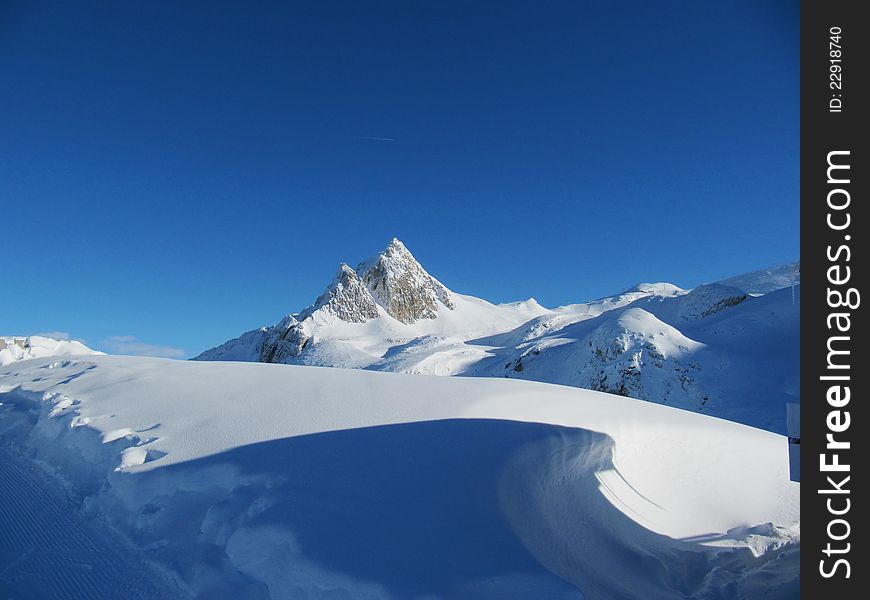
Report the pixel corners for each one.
[194,240,799,433]
[0,335,104,367]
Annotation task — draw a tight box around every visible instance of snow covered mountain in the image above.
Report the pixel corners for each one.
[469,283,798,433]
[0,245,800,599]
[196,238,550,369]
[0,335,104,367]
[717,261,799,296]
[195,241,798,433]
[0,355,799,599]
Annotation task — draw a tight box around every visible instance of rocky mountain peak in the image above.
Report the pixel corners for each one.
[387,237,406,252]
[298,239,456,326]
[357,238,455,324]
[310,263,380,323]
[206,239,461,365]
[337,262,356,277]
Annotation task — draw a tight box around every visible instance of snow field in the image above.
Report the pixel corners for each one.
[0,356,798,598]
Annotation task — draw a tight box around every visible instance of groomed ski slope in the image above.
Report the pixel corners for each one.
[0,447,184,599]
[0,356,799,599]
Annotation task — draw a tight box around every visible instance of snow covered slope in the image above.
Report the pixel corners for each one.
[195,238,551,370]
[717,261,800,296]
[473,284,799,433]
[192,240,689,379]
[195,240,798,434]
[0,356,799,599]
[0,335,103,367]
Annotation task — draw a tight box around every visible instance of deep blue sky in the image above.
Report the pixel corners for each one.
[2,0,798,358]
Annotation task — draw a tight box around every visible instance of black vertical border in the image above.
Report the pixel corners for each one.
[802,0,867,596]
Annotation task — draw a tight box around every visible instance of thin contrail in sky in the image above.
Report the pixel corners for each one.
[348,135,396,142]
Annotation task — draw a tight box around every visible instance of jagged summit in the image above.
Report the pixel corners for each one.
[310,263,380,323]
[293,238,457,326]
[204,239,464,365]
[356,238,455,324]
[306,238,456,325]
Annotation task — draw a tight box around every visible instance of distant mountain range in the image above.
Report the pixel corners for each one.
[0,335,103,367]
[195,239,800,433]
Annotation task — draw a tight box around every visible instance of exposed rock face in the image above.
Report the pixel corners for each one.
[259,316,308,364]
[582,329,702,407]
[671,284,748,321]
[314,263,380,323]
[249,238,456,364]
[359,238,455,324]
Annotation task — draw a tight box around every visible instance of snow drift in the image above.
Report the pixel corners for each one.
[0,356,799,599]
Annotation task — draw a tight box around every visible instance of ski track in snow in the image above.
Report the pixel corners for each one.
[0,447,184,600]
[0,352,799,599]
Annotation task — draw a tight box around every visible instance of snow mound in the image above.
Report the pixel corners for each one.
[0,335,104,367]
[472,285,798,432]
[0,356,798,599]
[481,308,709,411]
[635,283,749,323]
[474,284,685,349]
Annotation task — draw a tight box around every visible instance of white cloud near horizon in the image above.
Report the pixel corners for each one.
[102,336,186,359]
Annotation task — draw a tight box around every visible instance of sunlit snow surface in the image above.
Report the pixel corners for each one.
[1,356,798,599]
[0,335,103,367]
[195,250,799,435]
